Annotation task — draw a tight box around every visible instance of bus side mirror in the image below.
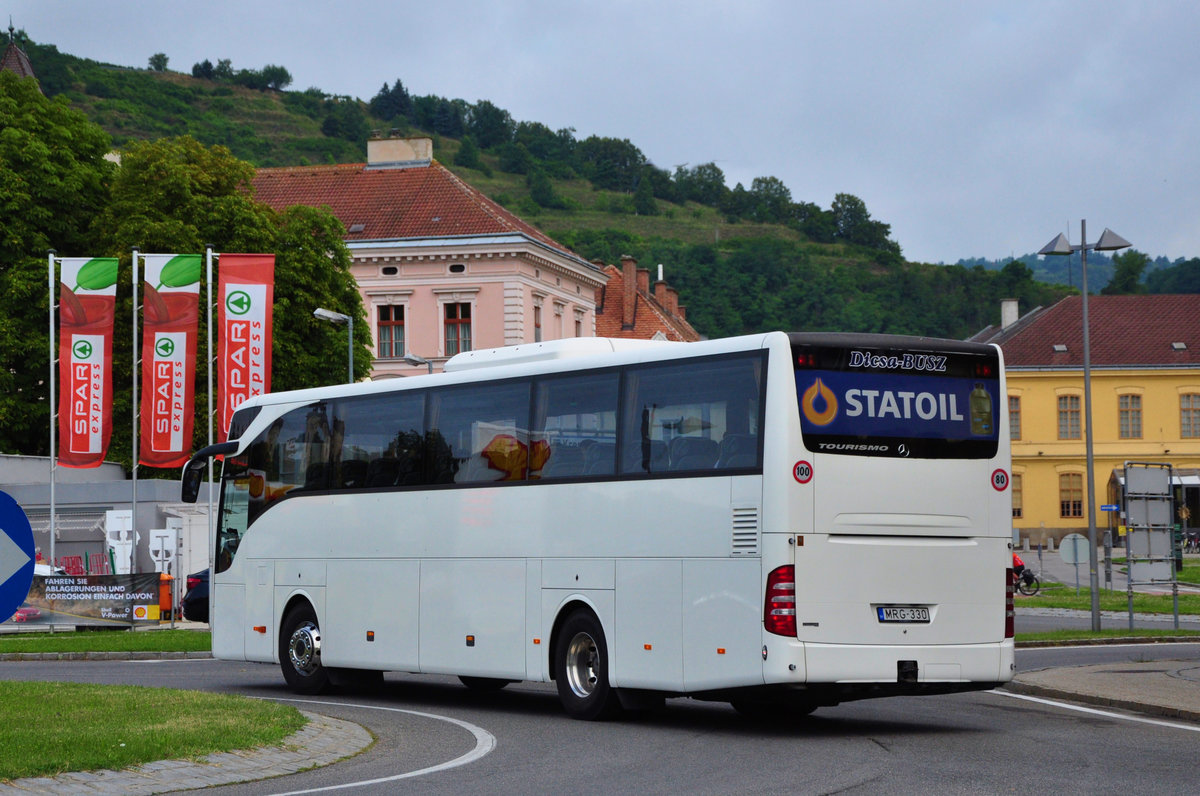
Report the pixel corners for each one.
[180,442,239,503]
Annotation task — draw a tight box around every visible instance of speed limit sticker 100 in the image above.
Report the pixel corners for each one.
[794,461,813,484]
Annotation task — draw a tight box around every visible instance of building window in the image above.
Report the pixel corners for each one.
[534,305,542,342]
[444,302,472,356]
[377,305,404,358]
[1012,473,1023,519]
[1059,473,1083,518]
[1182,394,1200,438]
[575,318,583,338]
[1057,395,1081,440]
[1119,394,1142,439]
[1009,396,1021,441]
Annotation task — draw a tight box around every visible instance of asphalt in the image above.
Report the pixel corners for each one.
[3,578,1200,793]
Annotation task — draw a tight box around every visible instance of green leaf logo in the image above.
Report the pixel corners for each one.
[226,290,252,316]
[156,255,202,289]
[155,338,176,358]
[73,340,94,360]
[73,258,119,292]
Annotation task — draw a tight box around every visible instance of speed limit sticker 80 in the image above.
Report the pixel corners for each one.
[991,469,1009,491]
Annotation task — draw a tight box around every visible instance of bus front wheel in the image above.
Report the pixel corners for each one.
[553,609,622,720]
[280,604,331,695]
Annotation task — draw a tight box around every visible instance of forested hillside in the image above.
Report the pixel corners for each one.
[15,34,1072,339]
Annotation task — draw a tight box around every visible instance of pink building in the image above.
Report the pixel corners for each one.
[252,136,608,378]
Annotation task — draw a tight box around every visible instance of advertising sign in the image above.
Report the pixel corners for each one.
[57,258,118,468]
[140,254,202,468]
[793,342,1000,459]
[217,254,274,441]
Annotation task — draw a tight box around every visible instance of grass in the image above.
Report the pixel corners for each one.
[0,629,210,655]
[1017,582,1200,614]
[0,681,304,781]
[1106,558,1200,584]
[1016,627,1200,644]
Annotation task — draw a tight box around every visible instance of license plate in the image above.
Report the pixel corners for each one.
[877,606,930,623]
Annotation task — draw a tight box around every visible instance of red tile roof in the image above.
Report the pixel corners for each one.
[979,295,1200,367]
[594,264,700,342]
[251,159,585,263]
[1,34,38,83]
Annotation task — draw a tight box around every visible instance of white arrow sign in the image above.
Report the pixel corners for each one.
[0,527,33,587]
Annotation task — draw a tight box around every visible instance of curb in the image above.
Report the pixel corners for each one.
[0,651,213,661]
[1005,680,1200,724]
[1016,636,1200,649]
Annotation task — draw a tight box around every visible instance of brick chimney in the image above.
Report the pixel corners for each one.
[636,268,650,297]
[654,280,669,309]
[621,255,637,329]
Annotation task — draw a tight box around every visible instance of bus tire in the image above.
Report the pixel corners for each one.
[459,676,513,692]
[554,609,622,721]
[279,604,331,695]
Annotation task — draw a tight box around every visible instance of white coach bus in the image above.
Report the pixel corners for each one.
[182,331,1015,720]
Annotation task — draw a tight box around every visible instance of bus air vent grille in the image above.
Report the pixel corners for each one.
[731,506,760,556]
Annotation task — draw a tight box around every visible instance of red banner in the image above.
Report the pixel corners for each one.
[217,254,274,441]
[57,258,118,468]
[139,254,201,468]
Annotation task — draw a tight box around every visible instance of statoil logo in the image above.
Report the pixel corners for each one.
[801,378,839,426]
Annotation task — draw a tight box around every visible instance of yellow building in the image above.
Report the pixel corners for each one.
[973,295,1200,546]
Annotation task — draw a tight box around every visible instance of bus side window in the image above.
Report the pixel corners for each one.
[429,381,532,484]
[533,371,619,480]
[620,353,764,475]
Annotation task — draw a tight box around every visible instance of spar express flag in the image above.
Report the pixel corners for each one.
[217,254,275,442]
[139,254,202,468]
[58,258,119,468]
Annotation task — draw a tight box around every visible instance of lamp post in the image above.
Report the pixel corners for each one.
[313,308,353,383]
[402,353,434,374]
[1038,221,1131,631]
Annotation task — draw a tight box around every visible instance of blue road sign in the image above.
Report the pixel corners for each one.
[1100,504,1120,512]
[0,491,36,623]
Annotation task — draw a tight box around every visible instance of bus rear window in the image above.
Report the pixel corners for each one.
[792,338,1000,459]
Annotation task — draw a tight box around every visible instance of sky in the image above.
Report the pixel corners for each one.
[9,1,1200,265]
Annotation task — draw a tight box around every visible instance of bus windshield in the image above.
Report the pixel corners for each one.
[791,335,1000,459]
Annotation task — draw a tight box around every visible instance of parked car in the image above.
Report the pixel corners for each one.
[181,569,209,623]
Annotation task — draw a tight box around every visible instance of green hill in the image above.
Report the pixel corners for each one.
[18,36,1070,339]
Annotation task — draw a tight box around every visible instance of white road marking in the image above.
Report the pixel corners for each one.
[264,697,497,794]
[989,689,1200,733]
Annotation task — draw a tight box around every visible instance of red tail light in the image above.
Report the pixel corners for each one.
[1004,567,1014,638]
[764,565,797,637]
[186,575,201,591]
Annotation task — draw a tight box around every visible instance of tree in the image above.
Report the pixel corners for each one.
[148,53,169,72]
[498,141,532,175]
[674,162,727,206]
[528,169,560,209]
[260,64,293,91]
[467,99,514,150]
[576,136,646,192]
[321,97,369,143]
[90,137,368,464]
[454,135,481,169]
[0,72,114,456]
[748,176,791,223]
[1101,249,1149,295]
[369,79,411,121]
[191,59,214,80]
[634,172,658,215]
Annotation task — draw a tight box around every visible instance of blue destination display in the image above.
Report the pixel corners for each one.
[791,338,1001,459]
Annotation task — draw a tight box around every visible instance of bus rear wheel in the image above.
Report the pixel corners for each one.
[554,609,622,720]
[280,604,331,695]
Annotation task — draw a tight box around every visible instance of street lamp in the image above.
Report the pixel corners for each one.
[313,308,353,384]
[402,353,434,374]
[1038,220,1131,631]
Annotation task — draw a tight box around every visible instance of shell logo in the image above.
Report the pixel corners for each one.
[801,378,839,426]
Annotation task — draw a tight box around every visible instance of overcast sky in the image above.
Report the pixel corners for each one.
[10,1,1200,265]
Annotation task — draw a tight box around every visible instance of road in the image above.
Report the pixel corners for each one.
[3,644,1198,795]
